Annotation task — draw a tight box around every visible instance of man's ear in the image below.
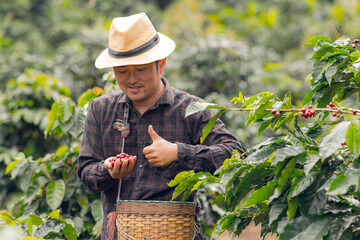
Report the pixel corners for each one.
[159,58,167,74]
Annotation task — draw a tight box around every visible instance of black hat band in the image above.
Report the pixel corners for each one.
[108,33,160,59]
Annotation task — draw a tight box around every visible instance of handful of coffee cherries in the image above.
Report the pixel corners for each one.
[108,153,135,168]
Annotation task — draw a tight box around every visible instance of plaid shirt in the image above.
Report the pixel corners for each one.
[78,78,244,239]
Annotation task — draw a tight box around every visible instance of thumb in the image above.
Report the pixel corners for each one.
[148,125,162,142]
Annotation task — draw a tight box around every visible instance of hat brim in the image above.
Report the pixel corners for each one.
[95,32,176,69]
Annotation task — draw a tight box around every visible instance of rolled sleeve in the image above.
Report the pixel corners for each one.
[176,106,244,174]
[77,100,117,192]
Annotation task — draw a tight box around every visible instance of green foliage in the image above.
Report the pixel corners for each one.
[0,70,70,158]
[3,143,103,239]
[0,0,168,94]
[2,0,360,239]
[1,77,106,238]
[171,35,360,239]
[168,171,218,201]
[0,209,77,239]
[303,36,360,107]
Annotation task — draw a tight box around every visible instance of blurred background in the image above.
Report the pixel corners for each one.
[1,0,360,239]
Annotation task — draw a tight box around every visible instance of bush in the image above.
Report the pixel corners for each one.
[170,36,360,240]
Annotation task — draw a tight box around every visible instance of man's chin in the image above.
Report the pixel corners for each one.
[127,94,145,103]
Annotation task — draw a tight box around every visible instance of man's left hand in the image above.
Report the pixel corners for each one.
[143,125,178,167]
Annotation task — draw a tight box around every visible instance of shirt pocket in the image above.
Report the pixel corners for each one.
[155,161,183,181]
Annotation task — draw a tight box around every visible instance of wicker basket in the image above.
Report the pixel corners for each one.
[116,200,196,240]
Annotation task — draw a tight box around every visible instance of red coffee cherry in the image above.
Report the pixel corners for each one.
[108,153,133,168]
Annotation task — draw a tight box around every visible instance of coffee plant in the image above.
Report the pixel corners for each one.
[170,35,360,239]
[0,73,109,239]
[2,34,360,239]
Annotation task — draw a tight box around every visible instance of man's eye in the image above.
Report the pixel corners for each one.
[137,68,146,71]
[118,70,127,74]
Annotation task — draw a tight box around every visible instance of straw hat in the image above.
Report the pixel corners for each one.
[95,12,176,69]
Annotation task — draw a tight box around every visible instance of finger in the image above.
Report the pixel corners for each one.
[112,158,122,173]
[145,151,158,161]
[120,159,129,169]
[121,159,132,175]
[104,157,115,169]
[115,156,136,179]
[144,150,153,158]
[128,156,136,169]
[121,156,134,169]
[148,158,161,167]
[143,146,152,155]
[147,155,159,164]
[104,160,111,169]
[148,125,162,142]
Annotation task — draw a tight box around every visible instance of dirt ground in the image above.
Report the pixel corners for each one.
[216,221,278,240]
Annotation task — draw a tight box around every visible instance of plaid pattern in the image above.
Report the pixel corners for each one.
[78,78,244,239]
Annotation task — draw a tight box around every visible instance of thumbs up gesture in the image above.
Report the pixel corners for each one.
[143,125,178,167]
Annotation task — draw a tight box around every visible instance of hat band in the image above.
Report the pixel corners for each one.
[108,33,159,59]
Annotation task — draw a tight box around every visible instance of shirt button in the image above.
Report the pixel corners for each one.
[138,164,143,168]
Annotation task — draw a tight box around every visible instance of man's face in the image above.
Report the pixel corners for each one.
[113,61,163,105]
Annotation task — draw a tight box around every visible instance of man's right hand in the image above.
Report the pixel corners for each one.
[104,155,137,179]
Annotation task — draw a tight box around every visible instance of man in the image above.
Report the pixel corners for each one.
[77,12,244,239]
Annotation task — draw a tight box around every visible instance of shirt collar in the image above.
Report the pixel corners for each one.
[157,77,174,106]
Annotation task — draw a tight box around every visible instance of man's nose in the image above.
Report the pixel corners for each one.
[128,71,137,83]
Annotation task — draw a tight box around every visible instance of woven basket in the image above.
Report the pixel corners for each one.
[116,200,196,240]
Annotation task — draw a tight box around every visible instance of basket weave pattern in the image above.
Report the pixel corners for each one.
[116,201,195,240]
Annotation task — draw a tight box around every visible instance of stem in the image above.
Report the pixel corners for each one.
[226,107,359,115]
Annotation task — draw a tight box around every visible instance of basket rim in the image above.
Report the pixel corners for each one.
[117,199,195,204]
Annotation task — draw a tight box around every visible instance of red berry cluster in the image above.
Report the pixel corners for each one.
[326,102,341,118]
[300,105,315,118]
[326,102,336,108]
[352,39,360,48]
[332,112,341,118]
[271,109,281,117]
[268,102,358,119]
[108,153,132,168]
[326,102,359,117]
[341,142,347,146]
